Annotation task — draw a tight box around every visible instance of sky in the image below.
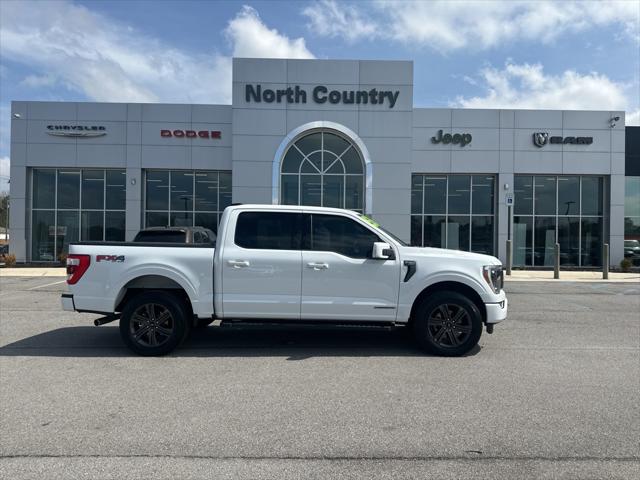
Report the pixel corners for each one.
[1,0,639,193]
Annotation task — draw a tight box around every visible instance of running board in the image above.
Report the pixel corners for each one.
[219,319,400,329]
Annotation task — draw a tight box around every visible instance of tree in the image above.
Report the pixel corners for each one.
[0,193,8,230]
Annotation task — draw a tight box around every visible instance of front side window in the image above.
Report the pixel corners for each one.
[234,212,302,250]
[311,214,381,259]
[280,131,364,212]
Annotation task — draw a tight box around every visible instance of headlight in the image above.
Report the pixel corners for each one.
[483,265,503,293]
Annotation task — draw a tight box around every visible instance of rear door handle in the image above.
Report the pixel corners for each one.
[228,260,250,268]
[307,262,329,270]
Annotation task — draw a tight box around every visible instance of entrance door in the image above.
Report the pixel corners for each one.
[222,211,303,319]
[301,213,401,321]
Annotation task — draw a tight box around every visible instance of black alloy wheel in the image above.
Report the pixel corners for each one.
[426,303,473,349]
[130,303,175,348]
[120,291,189,356]
[412,291,482,356]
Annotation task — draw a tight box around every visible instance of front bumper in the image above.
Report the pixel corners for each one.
[61,293,75,311]
[485,295,508,324]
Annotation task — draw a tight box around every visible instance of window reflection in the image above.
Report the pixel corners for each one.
[144,170,231,230]
[410,174,495,255]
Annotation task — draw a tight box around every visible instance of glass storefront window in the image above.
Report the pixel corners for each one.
[624,177,640,241]
[513,175,605,267]
[534,176,556,215]
[411,174,495,254]
[144,170,231,233]
[280,130,365,212]
[30,168,125,261]
[514,176,533,215]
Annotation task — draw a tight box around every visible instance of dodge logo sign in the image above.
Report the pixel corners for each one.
[161,130,221,139]
[533,132,593,147]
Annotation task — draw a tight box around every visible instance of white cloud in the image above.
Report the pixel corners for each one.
[302,0,377,42]
[0,1,314,105]
[628,109,640,126]
[451,62,637,117]
[304,0,640,51]
[226,6,314,58]
[20,74,59,89]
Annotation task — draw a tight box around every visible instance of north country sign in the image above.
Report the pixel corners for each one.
[245,84,400,108]
[533,133,593,147]
[46,125,106,137]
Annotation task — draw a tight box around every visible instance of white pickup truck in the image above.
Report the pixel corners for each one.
[62,205,507,356]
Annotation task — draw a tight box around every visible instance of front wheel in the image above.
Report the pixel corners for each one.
[412,291,483,356]
[119,291,189,356]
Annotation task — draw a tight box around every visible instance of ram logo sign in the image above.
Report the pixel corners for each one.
[533,132,593,147]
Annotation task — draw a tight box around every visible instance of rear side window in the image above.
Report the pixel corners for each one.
[134,231,186,243]
[311,214,381,258]
[235,212,301,250]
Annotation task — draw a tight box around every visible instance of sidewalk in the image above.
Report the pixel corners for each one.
[0,267,67,277]
[506,270,639,283]
[1,266,638,282]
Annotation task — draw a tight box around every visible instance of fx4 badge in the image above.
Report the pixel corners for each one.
[96,255,125,263]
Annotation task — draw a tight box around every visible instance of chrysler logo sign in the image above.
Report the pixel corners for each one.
[47,125,106,137]
[533,132,593,147]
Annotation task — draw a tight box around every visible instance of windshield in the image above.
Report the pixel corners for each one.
[358,214,408,246]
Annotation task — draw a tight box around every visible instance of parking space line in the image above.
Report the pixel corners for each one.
[27,280,67,290]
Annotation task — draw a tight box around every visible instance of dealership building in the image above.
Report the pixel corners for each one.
[8,58,639,266]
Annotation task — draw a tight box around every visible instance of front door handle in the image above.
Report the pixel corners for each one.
[307,262,329,270]
[228,260,250,268]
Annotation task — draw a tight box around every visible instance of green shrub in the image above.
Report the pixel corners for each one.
[620,257,632,272]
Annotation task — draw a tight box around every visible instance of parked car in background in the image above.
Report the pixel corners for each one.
[133,226,216,245]
[0,244,8,255]
[624,240,640,265]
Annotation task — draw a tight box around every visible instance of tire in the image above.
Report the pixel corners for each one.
[412,291,482,357]
[119,291,189,356]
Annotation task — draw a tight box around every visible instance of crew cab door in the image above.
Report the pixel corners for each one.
[301,213,401,321]
[221,211,303,319]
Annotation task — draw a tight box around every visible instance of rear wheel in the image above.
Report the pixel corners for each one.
[412,291,482,356]
[119,291,189,356]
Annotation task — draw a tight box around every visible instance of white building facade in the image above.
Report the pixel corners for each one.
[9,58,627,266]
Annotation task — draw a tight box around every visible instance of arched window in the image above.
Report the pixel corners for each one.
[280,131,364,212]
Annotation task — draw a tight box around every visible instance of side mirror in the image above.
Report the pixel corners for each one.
[372,242,395,260]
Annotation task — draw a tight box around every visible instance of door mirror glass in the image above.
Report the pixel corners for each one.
[372,242,394,260]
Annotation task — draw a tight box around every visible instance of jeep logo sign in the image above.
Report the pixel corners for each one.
[533,133,593,147]
[431,129,472,147]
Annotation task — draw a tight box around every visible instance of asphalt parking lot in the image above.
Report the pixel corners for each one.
[0,276,639,479]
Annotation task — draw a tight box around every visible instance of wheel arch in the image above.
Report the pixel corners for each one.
[114,275,193,315]
[408,281,486,325]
